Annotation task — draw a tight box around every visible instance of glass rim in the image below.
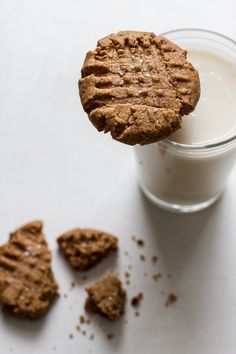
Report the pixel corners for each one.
[160,28,236,152]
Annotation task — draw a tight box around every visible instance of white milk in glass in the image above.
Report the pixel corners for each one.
[169,50,236,145]
[134,47,236,212]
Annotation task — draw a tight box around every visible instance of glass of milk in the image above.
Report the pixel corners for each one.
[134,29,236,213]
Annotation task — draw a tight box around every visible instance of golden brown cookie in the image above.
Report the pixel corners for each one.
[57,228,118,271]
[79,31,200,145]
[0,221,59,318]
[85,275,126,320]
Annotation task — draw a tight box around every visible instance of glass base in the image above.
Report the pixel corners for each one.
[140,184,222,213]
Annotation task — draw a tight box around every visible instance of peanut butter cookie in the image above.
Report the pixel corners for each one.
[79,31,200,145]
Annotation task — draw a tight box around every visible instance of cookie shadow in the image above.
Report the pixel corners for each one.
[0,302,56,337]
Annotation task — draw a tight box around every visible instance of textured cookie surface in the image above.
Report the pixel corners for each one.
[79,31,200,145]
[57,228,118,271]
[85,275,126,320]
[0,221,58,318]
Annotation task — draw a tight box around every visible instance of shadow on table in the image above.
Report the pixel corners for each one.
[84,312,125,350]
[0,301,56,336]
[137,188,229,353]
[139,189,223,274]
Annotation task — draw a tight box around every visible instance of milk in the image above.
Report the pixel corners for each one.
[169,49,236,145]
[134,44,236,212]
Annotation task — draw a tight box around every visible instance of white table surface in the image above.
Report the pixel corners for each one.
[0,1,236,353]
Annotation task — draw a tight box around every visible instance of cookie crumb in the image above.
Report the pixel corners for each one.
[69,333,74,339]
[124,272,130,278]
[124,251,129,256]
[107,333,115,340]
[132,236,136,242]
[143,272,148,277]
[76,325,80,332]
[135,311,140,317]
[63,293,68,298]
[165,293,177,307]
[140,254,146,261]
[131,293,143,307]
[81,275,88,281]
[80,315,87,324]
[70,281,76,289]
[137,239,144,247]
[125,280,130,286]
[151,255,158,263]
[153,273,162,281]
[89,333,95,341]
[82,330,87,336]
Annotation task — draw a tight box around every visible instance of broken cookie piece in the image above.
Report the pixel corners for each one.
[85,275,126,320]
[79,31,200,145]
[0,221,59,318]
[57,228,118,271]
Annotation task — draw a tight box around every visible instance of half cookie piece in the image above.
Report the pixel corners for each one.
[0,221,58,318]
[79,31,200,145]
[85,275,126,320]
[57,228,118,271]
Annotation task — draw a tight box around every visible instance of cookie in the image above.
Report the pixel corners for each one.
[79,31,200,145]
[85,274,126,320]
[0,221,59,318]
[57,228,118,271]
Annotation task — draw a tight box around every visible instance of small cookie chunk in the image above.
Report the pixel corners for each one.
[165,293,177,307]
[85,275,126,320]
[57,228,118,271]
[79,31,200,145]
[131,292,143,307]
[0,221,59,318]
